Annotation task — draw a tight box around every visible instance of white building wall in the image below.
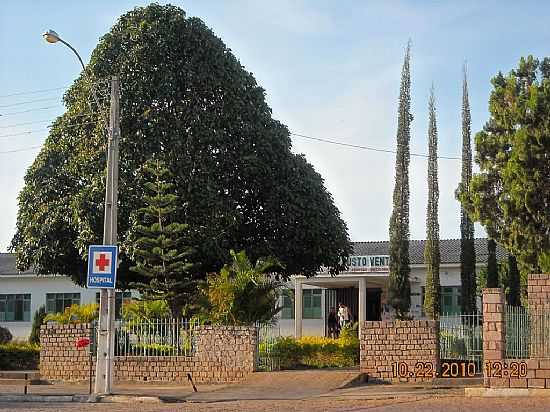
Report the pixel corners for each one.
[0,275,99,339]
[275,264,482,336]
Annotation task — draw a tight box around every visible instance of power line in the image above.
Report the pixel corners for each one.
[0,106,62,117]
[0,113,97,129]
[0,119,52,129]
[290,132,460,160]
[0,86,68,99]
[0,145,42,154]
[0,120,100,139]
[0,97,61,109]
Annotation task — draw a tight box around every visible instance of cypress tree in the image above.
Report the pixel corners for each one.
[388,41,413,319]
[459,64,477,313]
[486,238,499,288]
[423,87,441,319]
[127,159,197,317]
[507,255,521,306]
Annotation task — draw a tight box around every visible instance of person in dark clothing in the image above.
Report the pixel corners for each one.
[327,307,338,338]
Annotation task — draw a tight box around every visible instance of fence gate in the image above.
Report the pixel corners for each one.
[439,312,483,372]
[256,322,281,372]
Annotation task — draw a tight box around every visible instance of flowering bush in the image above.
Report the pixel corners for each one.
[269,333,359,369]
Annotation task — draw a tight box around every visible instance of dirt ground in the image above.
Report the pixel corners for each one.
[1,396,550,412]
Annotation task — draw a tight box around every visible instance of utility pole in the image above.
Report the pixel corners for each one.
[95,76,120,395]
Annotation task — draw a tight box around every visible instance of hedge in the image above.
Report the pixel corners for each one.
[263,333,360,369]
[0,343,40,370]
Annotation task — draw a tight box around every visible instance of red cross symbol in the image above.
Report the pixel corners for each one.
[95,253,110,272]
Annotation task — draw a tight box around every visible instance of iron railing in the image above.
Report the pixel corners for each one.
[505,305,529,359]
[439,312,483,369]
[114,318,197,357]
[256,322,281,371]
[506,306,550,359]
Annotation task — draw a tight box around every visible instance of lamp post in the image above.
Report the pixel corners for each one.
[43,29,119,395]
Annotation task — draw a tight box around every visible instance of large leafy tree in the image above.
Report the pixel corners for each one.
[10,4,351,286]
[388,42,412,319]
[456,65,477,313]
[458,56,550,273]
[127,159,196,317]
[423,87,441,319]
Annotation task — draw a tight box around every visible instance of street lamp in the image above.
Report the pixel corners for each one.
[43,29,119,396]
[43,30,99,108]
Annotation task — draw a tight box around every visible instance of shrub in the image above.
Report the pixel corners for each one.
[29,306,46,344]
[440,330,467,359]
[0,342,40,370]
[121,299,170,321]
[0,326,12,344]
[44,303,99,324]
[270,334,359,369]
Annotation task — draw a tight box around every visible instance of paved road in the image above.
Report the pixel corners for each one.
[1,396,550,411]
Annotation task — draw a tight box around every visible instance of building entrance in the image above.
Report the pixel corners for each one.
[366,288,382,321]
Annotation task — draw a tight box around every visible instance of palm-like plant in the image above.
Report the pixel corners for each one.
[203,250,284,325]
[43,303,99,324]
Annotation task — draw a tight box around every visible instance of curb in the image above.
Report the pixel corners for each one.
[0,394,176,403]
[337,372,368,389]
[0,395,89,403]
[465,387,550,397]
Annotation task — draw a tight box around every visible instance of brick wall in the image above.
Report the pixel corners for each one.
[40,323,94,382]
[360,320,439,383]
[482,288,505,364]
[40,324,257,384]
[528,274,550,310]
[483,274,550,389]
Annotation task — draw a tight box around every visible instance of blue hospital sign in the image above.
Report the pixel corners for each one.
[87,245,118,289]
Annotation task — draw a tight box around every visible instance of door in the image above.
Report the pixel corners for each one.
[366,289,382,321]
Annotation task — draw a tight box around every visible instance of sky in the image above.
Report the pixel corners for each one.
[1,1,549,252]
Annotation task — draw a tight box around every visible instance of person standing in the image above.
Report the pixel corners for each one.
[327,307,338,338]
[338,303,349,329]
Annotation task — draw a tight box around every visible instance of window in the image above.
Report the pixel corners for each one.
[95,291,132,320]
[280,289,294,319]
[303,289,322,319]
[441,287,461,315]
[421,286,462,315]
[0,294,31,322]
[46,293,80,314]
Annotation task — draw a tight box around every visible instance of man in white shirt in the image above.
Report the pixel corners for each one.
[338,303,350,329]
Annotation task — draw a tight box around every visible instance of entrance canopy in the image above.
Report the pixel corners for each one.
[293,272,389,338]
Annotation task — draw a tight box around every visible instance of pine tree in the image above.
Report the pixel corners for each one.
[423,87,441,319]
[128,159,197,317]
[459,64,477,313]
[486,238,499,288]
[388,41,413,319]
[507,255,521,306]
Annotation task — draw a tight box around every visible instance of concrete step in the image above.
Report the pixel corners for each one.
[0,371,40,380]
[0,378,50,386]
[433,376,483,387]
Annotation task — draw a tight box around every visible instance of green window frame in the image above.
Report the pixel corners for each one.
[280,289,294,319]
[46,293,80,314]
[0,294,31,322]
[421,286,462,316]
[303,289,322,319]
[441,286,461,315]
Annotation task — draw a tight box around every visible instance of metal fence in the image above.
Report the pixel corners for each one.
[505,305,529,359]
[439,312,483,369]
[256,322,281,372]
[113,318,197,357]
[506,306,550,359]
